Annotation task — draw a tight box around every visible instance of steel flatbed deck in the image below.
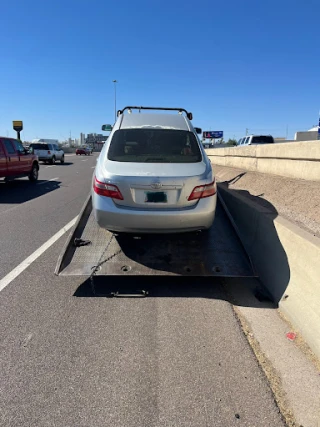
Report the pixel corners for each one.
[56,194,255,281]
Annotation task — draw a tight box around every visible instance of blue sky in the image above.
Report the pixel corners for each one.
[1,0,319,141]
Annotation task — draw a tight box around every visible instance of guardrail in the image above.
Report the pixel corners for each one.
[207,140,320,181]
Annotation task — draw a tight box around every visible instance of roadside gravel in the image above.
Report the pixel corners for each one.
[213,164,320,238]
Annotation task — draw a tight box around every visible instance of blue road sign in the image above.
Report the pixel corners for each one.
[203,131,223,139]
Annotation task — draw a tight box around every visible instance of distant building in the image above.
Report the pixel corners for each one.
[86,133,105,144]
[294,126,318,141]
[80,133,85,146]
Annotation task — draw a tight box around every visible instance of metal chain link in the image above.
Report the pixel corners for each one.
[89,233,121,296]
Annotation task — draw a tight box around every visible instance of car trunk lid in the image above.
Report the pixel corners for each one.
[100,161,209,209]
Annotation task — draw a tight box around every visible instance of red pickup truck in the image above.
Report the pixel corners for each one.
[0,137,39,182]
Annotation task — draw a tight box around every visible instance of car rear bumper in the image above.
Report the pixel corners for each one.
[92,191,217,233]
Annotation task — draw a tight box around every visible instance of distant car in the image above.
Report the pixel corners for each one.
[0,137,39,182]
[76,147,91,155]
[237,135,274,146]
[29,142,64,164]
[92,106,217,233]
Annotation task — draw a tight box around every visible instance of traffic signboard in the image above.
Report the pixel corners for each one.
[203,131,223,139]
[102,124,113,131]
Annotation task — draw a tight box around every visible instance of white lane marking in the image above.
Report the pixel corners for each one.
[64,154,76,157]
[0,216,78,293]
[91,166,95,169]
[81,159,87,162]
[38,177,59,185]
[45,166,54,168]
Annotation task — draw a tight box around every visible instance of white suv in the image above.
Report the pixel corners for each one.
[237,135,274,146]
[29,143,65,164]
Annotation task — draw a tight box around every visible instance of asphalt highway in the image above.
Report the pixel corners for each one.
[0,153,284,426]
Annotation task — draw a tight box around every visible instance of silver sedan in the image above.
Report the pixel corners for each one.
[92,108,217,233]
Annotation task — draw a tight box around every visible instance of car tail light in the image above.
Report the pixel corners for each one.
[93,177,123,200]
[48,151,51,154]
[188,180,216,201]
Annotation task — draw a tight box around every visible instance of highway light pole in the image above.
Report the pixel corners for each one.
[113,80,117,122]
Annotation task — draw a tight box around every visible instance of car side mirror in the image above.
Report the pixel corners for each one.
[194,127,202,134]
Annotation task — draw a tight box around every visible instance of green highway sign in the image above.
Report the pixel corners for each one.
[102,124,112,131]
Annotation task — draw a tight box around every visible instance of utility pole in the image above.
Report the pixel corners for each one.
[246,128,249,135]
[286,124,288,140]
[113,80,118,122]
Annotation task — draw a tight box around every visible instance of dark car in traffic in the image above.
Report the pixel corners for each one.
[76,147,91,156]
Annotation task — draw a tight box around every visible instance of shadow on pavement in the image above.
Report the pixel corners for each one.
[59,162,73,166]
[41,162,73,166]
[73,275,277,310]
[0,179,61,204]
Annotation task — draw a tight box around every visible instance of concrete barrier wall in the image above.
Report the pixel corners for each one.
[62,147,76,153]
[60,147,102,153]
[207,141,320,180]
[218,185,320,359]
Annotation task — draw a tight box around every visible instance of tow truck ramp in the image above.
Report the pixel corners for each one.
[55,194,255,281]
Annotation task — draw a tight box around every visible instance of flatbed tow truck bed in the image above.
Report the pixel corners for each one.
[56,194,255,284]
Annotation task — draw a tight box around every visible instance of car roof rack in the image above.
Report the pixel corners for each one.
[117,106,193,120]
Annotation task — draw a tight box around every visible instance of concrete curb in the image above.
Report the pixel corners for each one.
[206,140,320,180]
[218,184,320,359]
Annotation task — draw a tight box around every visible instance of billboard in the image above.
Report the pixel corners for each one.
[203,131,223,139]
[13,121,23,132]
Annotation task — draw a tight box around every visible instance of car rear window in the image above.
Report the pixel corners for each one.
[30,143,49,150]
[251,136,274,144]
[107,129,202,163]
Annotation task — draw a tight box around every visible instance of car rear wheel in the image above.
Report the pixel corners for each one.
[50,156,56,165]
[29,164,39,182]
[60,155,65,164]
